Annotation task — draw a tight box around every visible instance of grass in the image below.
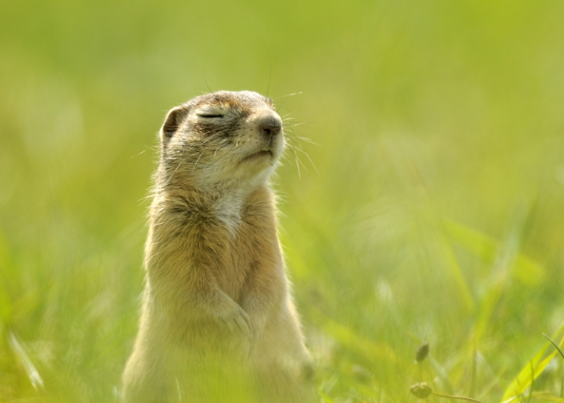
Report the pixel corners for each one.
[1,0,564,402]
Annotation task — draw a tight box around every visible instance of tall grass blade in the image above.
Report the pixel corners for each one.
[443,219,545,286]
[544,333,564,361]
[8,332,44,390]
[322,317,401,366]
[435,229,475,314]
[319,389,337,403]
[502,325,564,402]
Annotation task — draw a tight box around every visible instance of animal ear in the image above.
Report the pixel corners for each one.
[160,106,188,143]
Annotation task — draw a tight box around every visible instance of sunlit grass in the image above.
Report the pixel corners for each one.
[1,0,564,402]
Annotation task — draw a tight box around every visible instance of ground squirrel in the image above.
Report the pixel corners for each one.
[122,91,315,402]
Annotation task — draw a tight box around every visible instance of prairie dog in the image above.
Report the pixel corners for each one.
[123,91,314,403]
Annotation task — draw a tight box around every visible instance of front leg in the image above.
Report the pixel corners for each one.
[146,226,252,339]
[241,258,286,348]
[206,287,252,337]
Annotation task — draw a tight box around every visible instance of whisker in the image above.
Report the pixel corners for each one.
[284,122,309,129]
[281,123,318,175]
[294,136,319,147]
[273,92,303,100]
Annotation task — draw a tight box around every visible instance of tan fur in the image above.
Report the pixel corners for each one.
[123,91,314,403]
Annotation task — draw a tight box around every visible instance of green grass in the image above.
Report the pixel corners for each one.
[2,0,564,402]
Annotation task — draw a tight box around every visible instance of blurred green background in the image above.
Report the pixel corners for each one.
[1,0,564,402]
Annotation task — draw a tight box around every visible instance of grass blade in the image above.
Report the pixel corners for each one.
[502,325,564,402]
[443,219,545,285]
[8,332,44,391]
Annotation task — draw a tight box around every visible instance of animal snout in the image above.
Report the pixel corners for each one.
[258,115,282,138]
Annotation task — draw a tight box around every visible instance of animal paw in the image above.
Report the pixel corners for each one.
[222,306,251,338]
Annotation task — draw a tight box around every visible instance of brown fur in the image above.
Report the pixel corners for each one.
[123,91,314,403]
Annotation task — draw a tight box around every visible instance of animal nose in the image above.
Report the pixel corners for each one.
[258,116,282,138]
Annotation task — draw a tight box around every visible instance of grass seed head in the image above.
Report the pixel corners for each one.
[410,382,433,399]
[416,342,430,363]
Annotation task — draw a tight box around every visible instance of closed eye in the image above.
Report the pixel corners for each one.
[197,113,224,118]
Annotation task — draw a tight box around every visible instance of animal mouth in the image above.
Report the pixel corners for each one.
[242,150,273,162]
